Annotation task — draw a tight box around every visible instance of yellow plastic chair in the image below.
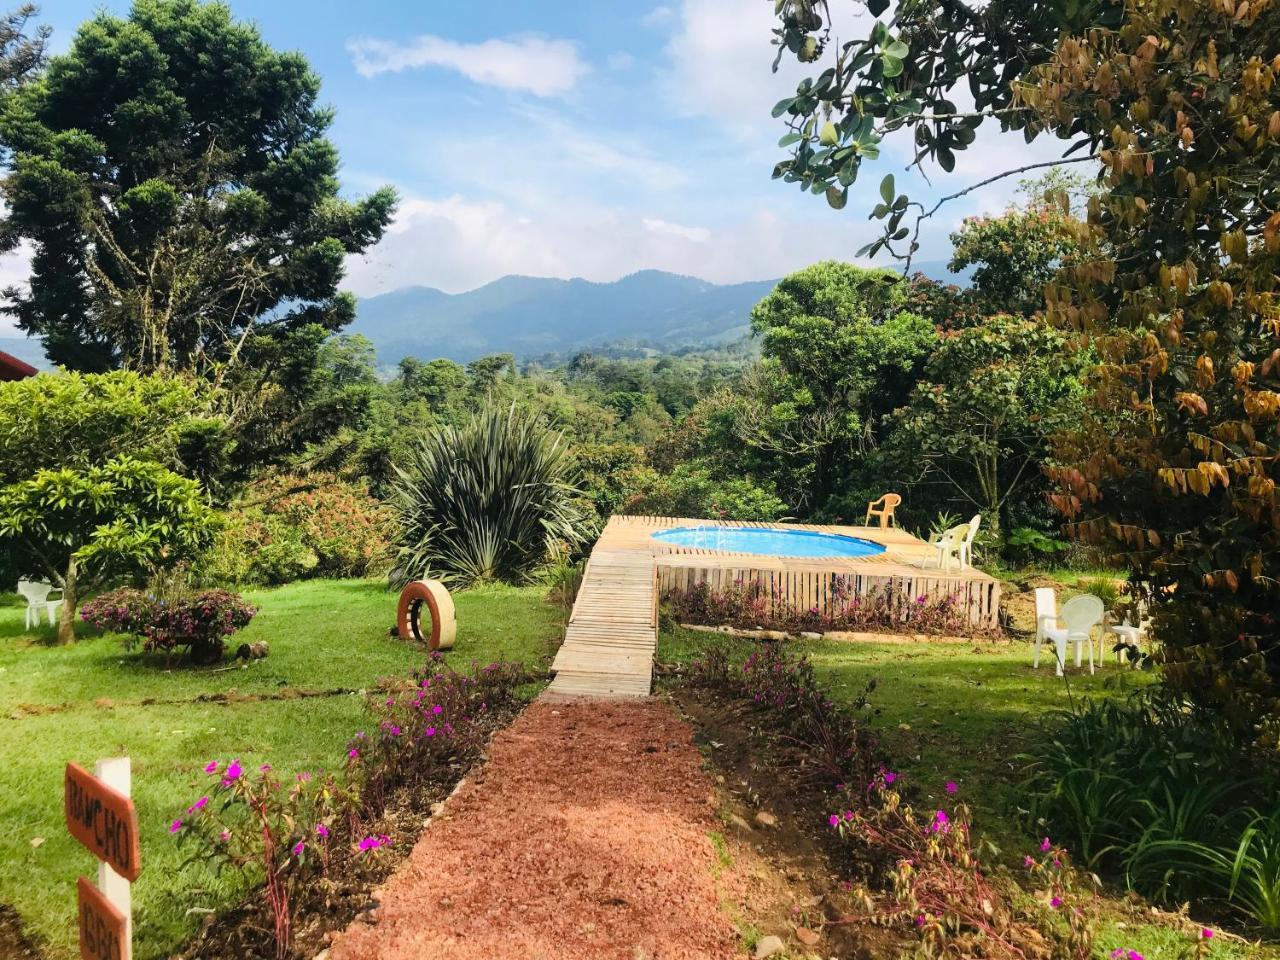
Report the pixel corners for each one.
[864,493,901,528]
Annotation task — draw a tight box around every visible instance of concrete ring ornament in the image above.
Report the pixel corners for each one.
[396,579,456,652]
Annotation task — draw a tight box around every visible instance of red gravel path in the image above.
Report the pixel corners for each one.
[328,698,744,960]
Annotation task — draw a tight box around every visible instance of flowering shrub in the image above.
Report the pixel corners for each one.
[172,656,536,957]
[832,775,1095,959]
[686,642,878,789]
[200,472,394,586]
[667,577,987,637]
[81,587,257,663]
[174,760,347,959]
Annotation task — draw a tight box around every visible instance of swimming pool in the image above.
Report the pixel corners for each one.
[651,526,886,559]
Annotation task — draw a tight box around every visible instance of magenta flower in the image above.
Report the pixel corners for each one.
[1201,929,1213,940]
[316,823,330,840]
[432,704,443,715]
[828,814,840,828]
[883,770,898,785]
[204,760,219,774]
[222,759,243,784]
[914,914,926,928]
[1110,951,1125,959]
[186,796,209,814]
[424,726,436,737]
[1040,836,1052,852]
[169,819,183,834]
[1024,855,1035,868]
[292,840,305,857]
[929,810,950,834]
[945,781,958,795]
[348,748,359,759]
[1049,896,1062,908]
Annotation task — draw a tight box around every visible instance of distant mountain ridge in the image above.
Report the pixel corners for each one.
[1,262,968,370]
[350,262,964,364]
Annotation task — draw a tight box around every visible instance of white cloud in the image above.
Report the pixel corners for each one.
[342,191,878,298]
[642,6,675,27]
[0,243,31,336]
[662,0,865,138]
[347,34,588,97]
[642,217,711,243]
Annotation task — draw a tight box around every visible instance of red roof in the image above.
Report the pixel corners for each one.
[0,349,37,381]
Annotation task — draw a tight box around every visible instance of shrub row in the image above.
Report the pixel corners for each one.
[668,577,986,637]
[680,643,1219,959]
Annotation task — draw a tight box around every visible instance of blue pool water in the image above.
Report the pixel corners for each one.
[651,526,886,558]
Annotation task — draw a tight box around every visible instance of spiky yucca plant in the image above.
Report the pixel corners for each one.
[390,404,591,587]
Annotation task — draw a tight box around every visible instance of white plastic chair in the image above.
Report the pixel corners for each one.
[1106,602,1152,666]
[920,524,967,571]
[17,579,61,629]
[957,514,981,570]
[1034,589,1104,676]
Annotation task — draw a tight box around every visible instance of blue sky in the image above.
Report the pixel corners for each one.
[11,0,1062,317]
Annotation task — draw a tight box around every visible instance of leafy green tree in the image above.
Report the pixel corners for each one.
[0,371,221,641]
[746,261,935,510]
[768,1,1280,733]
[621,461,788,522]
[0,4,46,95]
[0,0,395,373]
[887,315,1085,538]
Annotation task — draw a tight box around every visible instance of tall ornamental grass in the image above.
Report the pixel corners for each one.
[390,404,590,587]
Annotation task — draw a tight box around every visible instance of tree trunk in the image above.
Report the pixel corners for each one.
[57,556,78,645]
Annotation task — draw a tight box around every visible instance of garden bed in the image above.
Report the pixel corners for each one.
[678,622,988,645]
[181,716,507,960]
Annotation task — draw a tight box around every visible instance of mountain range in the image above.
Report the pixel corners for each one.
[350,261,963,365]
[2,261,966,369]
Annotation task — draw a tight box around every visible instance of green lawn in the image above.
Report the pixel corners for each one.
[659,626,1275,960]
[0,579,562,960]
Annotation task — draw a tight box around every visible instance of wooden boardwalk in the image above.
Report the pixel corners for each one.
[546,515,1001,699]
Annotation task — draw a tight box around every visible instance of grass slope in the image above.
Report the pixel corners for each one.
[0,579,562,960]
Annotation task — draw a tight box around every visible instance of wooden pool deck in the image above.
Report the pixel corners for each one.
[545,515,1001,699]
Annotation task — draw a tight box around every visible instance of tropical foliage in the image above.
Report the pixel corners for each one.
[389,404,591,587]
[768,0,1280,734]
[1023,689,1280,935]
[0,371,220,641]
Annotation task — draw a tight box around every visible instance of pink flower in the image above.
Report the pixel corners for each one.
[1049,896,1062,908]
[169,819,183,834]
[186,796,209,814]
[1024,855,1035,868]
[259,763,272,773]
[292,841,305,857]
[1111,951,1125,959]
[218,830,230,842]
[424,726,436,737]
[204,760,219,774]
[1201,929,1213,940]
[348,748,359,759]
[828,814,840,828]
[432,704,443,715]
[914,914,926,928]
[221,759,243,785]
[1040,836,1052,852]
[945,781,958,795]
[316,823,330,840]
[883,770,898,785]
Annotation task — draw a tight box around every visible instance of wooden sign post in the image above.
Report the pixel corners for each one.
[65,758,138,960]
